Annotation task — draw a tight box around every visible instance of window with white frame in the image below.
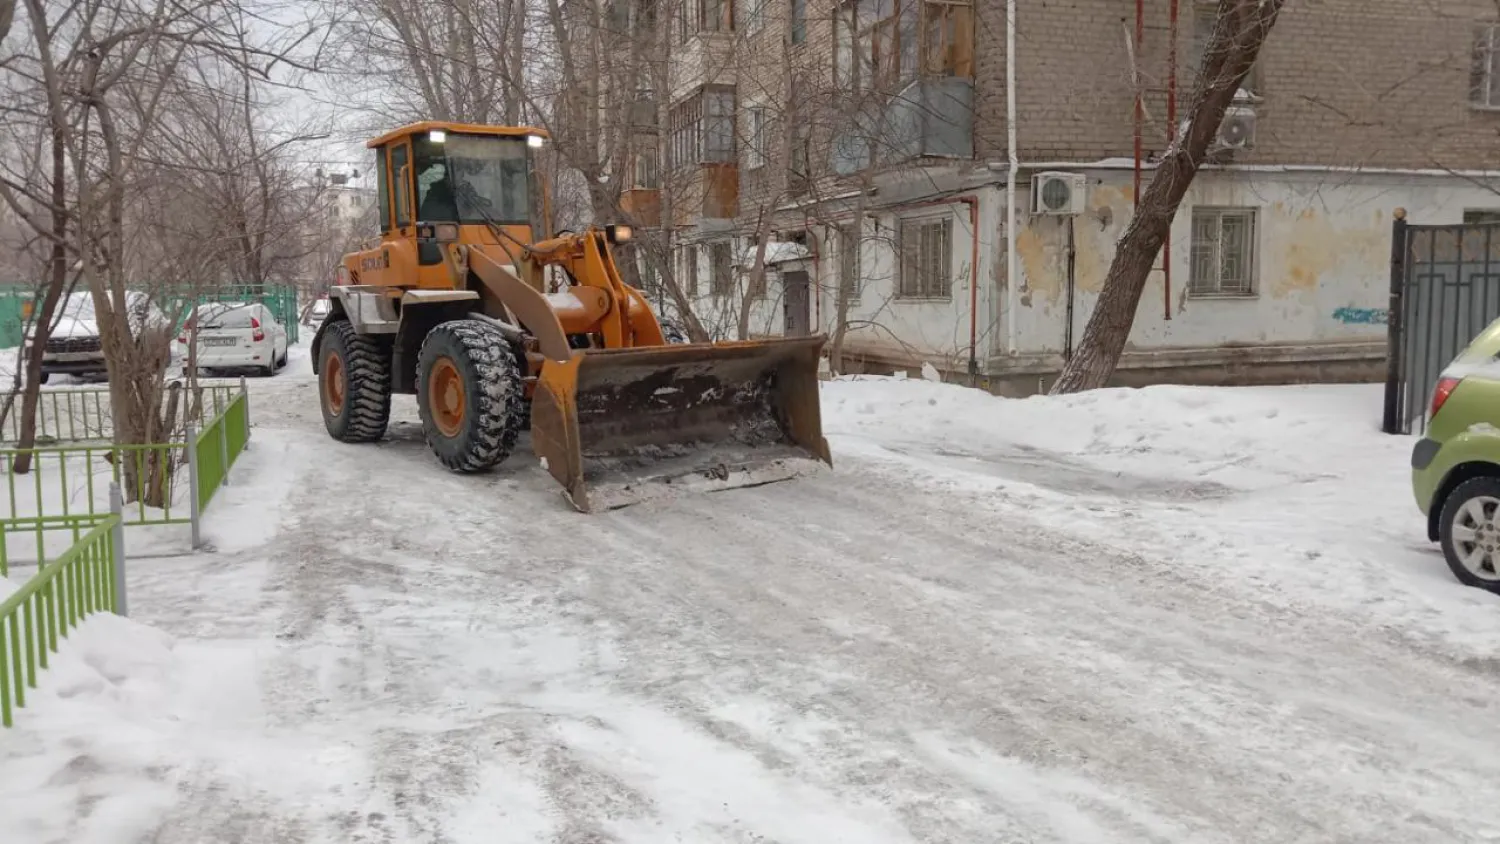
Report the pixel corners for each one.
[740,0,765,34]
[667,86,737,169]
[633,148,659,188]
[1189,207,1257,297]
[898,216,952,299]
[838,224,861,301]
[745,106,768,169]
[1189,0,1261,97]
[1473,25,1500,108]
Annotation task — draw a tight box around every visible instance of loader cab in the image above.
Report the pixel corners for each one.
[354,122,550,290]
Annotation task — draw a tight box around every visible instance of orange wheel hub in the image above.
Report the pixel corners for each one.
[324,353,345,415]
[429,357,466,438]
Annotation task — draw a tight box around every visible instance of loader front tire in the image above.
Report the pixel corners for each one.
[319,319,391,443]
[416,319,525,473]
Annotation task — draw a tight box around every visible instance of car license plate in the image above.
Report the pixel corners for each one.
[203,337,236,347]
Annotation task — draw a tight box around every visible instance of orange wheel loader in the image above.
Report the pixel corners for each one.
[308,122,832,512]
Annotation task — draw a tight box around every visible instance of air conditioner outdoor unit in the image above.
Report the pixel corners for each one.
[1215,105,1257,152]
[1032,172,1087,216]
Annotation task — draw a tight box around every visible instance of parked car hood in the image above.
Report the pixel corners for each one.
[50,315,100,339]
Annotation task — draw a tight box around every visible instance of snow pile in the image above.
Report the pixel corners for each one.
[0,612,183,842]
[822,375,1500,656]
[823,376,1393,491]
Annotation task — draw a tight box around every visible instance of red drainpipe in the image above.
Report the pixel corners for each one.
[1164,0,1178,321]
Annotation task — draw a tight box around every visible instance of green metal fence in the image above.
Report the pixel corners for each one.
[0,381,251,571]
[0,284,303,352]
[0,513,120,727]
[0,384,238,446]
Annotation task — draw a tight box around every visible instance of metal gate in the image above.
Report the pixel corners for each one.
[1384,215,1500,434]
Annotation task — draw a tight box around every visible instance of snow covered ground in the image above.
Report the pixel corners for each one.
[4,345,1500,843]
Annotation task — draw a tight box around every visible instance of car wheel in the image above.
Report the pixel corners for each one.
[38,371,49,385]
[1438,476,1500,594]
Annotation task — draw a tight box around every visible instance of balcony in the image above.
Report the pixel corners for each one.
[669,163,739,229]
[830,77,974,175]
[619,187,661,227]
[667,33,735,103]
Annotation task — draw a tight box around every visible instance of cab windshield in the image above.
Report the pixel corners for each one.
[413,133,530,226]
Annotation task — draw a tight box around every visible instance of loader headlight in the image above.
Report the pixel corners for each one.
[605,224,633,244]
[527,134,545,148]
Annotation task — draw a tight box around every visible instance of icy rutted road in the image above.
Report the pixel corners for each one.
[11,352,1500,844]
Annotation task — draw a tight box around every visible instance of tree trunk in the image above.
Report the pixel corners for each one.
[13,131,71,474]
[1049,0,1285,395]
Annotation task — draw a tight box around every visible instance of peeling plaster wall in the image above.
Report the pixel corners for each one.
[720,169,1500,380]
[1006,169,1500,358]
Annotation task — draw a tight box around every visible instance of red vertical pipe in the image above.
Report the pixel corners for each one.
[1164,0,1178,320]
[1133,0,1144,207]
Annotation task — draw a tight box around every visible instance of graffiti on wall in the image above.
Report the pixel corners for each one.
[1331,306,1389,325]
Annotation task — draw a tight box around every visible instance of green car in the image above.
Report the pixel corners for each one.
[1413,317,1500,594]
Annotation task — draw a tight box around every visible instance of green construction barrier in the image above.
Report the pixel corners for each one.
[0,287,32,348]
[167,285,302,344]
[0,284,304,349]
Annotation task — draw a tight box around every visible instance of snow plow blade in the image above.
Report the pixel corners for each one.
[529,335,832,513]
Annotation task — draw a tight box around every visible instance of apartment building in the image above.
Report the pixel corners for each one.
[619,0,1500,393]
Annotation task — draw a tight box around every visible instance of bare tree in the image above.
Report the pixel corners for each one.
[1050,0,1286,395]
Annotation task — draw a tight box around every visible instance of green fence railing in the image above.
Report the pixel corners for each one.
[0,381,251,568]
[0,384,238,446]
[0,513,121,727]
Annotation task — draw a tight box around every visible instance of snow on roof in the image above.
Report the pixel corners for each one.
[735,241,811,269]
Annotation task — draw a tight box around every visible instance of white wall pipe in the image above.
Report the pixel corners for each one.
[1005,0,1019,356]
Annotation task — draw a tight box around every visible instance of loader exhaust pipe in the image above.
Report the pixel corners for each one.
[530,334,832,512]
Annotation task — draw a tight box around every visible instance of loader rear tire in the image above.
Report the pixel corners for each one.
[319,319,391,443]
[416,319,525,473]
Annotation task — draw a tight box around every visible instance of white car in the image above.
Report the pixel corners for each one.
[180,302,289,376]
[27,291,178,383]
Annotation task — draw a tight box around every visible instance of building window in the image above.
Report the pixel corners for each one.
[790,0,805,43]
[678,0,732,40]
[668,86,737,169]
[1465,209,1500,225]
[1190,1,1260,97]
[679,245,699,296]
[839,224,860,301]
[898,217,952,299]
[745,106,768,169]
[633,149,659,189]
[835,0,972,91]
[1474,26,1500,108]
[1189,207,1257,297]
[709,242,734,296]
[740,0,765,34]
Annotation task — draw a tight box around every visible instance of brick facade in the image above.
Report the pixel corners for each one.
[975,0,1500,170]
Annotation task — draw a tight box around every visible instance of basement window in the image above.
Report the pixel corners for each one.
[1189,207,1257,297]
[897,216,952,299]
